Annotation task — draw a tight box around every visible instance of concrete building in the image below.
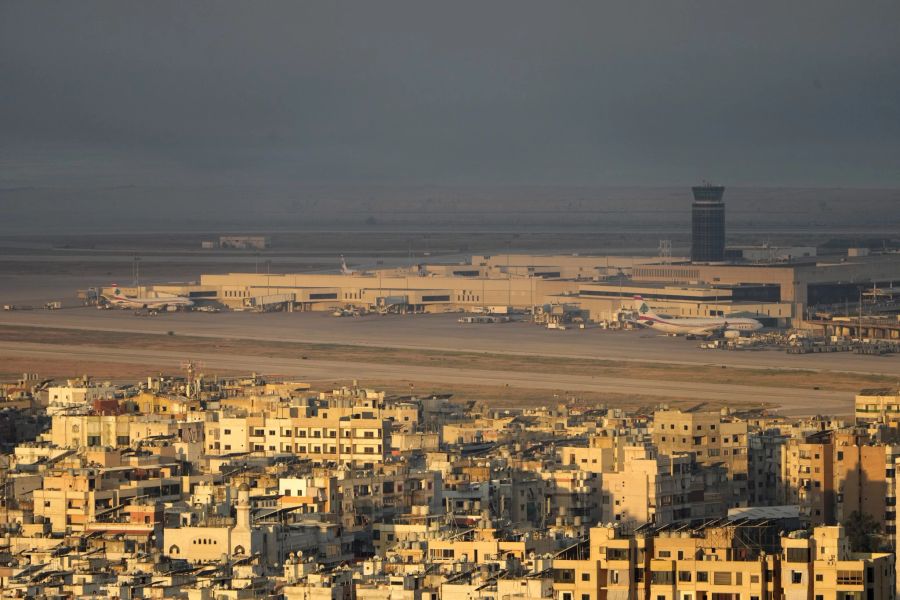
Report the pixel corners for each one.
[857,389,900,429]
[552,522,893,600]
[652,409,750,508]
[131,244,900,326]
[781,429,900,543]
[46,379,117,416]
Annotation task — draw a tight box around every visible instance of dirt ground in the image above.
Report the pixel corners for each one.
[0,355,766,413]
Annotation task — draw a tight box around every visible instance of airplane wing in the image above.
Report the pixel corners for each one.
[688,324,726,337]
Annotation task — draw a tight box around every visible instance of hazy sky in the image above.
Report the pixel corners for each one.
[2,1,899,188]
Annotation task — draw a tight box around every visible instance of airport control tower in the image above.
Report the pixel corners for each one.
[691,184,726,262]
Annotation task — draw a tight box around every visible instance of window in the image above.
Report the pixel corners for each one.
[836,571,863,585]
[552,569,575,584]
[607,548,628,560]
[696,571,708,582]
[678,571,692,582]
[791,571,802,584]
[713,572,732,585]
[786,548,810,562]
[650,571,673,585]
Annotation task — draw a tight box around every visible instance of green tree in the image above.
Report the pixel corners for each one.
[843,511,880,552]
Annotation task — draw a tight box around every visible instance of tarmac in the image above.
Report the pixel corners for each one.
[0,308,898,377]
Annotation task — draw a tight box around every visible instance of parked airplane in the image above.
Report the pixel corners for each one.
[631,295,762,336]
[102,287,194,310]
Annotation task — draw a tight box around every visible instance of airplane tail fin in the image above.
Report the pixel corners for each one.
[632,295,656,317]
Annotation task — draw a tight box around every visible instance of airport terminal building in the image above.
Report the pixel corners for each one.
[128,251,900,328]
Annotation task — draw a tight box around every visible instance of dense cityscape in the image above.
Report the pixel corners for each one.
[4,2,900,598]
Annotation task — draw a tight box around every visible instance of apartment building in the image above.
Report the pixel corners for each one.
[552,522,892,600]
[209,408,391,466]
[780,431,836,525]
[781,429,900,541]
[857,389,900,429]
[46,379,117,416]
[781,526,894,600]
[652,409,750,507]
[599,446,727,529]
[748,429,787,506]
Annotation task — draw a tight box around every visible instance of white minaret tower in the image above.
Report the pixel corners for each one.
[236,483,251,530]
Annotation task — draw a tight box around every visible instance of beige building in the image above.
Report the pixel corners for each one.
[208,407,390,466]
[50,413,133,448]
[780,432,836,526]
[781,526,894,600]
[46,380,117,415]
[856,389,900,428]
[781,429,900,541]
[599,446,723,529]
[552,523,893,600]
[138,251,900,324]
[652,409,749,507]
[164,484,257,562]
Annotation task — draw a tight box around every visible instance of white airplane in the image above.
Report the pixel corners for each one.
[631,295,762,336]
[102,287,194,310]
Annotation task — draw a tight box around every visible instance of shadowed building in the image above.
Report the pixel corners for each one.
[691,184,726,263]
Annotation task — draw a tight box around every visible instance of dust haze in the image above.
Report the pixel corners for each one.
[2,1,899,235]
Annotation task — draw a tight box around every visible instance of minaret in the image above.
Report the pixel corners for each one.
[236,483,251,530]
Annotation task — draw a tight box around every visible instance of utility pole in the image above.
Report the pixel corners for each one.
[132,255,141,288]
[858,288,863,341]
[506,240,512,307]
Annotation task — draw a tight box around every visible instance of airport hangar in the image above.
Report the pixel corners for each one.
[133,252,900,327]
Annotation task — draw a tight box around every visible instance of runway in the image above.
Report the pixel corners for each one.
[0,308,897,377]
[0,341,853,416]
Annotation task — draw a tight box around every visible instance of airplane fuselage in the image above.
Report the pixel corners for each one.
[637,314,762,335]
[103,294,194,310]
